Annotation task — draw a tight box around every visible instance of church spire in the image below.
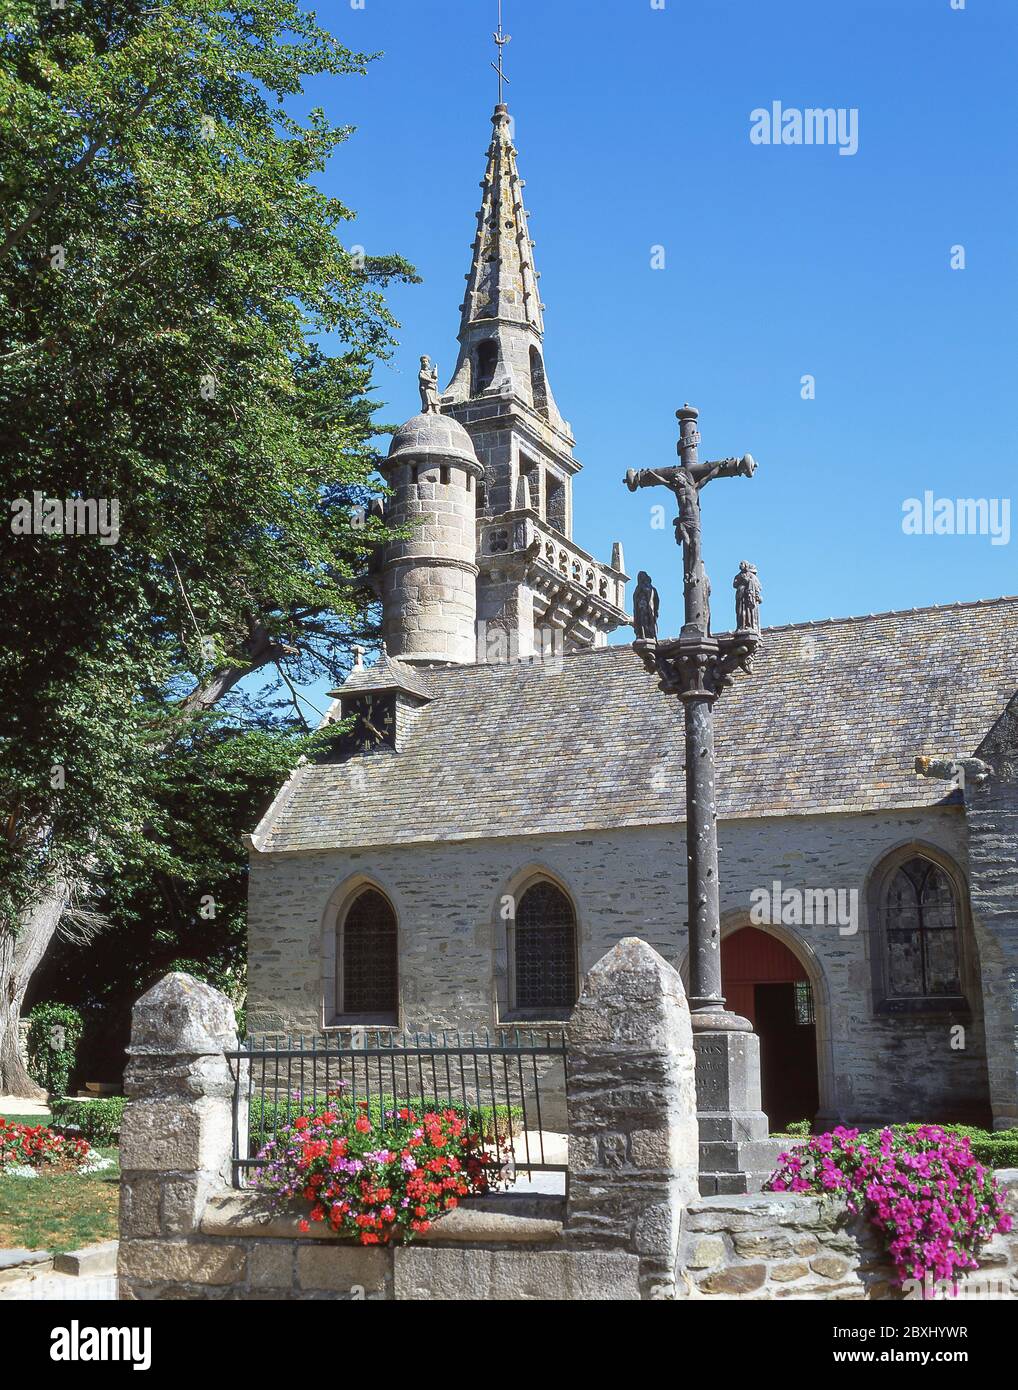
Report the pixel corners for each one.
[459,103,543,339]
[443,101,566,435]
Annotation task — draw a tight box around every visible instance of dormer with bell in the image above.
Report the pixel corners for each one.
[328,646,433,757]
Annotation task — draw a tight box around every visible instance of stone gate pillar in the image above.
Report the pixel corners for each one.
[565,937,699,1298]
[118,972,242,1299]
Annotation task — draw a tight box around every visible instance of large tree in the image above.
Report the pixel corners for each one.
[33,715,314,1082]
[0,0,415,1093]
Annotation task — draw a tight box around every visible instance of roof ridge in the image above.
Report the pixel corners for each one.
[406,594,1018,679]
[759,594,1018,635]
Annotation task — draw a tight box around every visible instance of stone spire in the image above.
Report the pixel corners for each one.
[434,97,629,657]
[443,104,565,434]
[460,104,543,338]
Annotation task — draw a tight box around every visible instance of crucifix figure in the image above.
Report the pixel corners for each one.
[624,404,756,635]
[622,403,762,1015]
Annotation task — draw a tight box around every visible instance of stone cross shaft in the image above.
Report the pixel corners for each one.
[623,404,760,1024]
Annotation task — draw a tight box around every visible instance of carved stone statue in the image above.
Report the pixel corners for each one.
[418,355,441,414]
[733,560,762,631]
[632,570,660,641]
[625,454,755,602]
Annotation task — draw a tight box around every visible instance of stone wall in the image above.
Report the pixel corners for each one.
[119,968,1018,1302]
[967,692,1018,1127]
[116,959,660,1302]
[678,1174,1018,1300]
[248,804,998,1126]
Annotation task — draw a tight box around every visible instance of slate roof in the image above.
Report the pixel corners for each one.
[334,650,432,702]
[252,597,1018,854]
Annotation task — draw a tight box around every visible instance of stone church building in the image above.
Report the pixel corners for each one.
[246,102,1018,1135]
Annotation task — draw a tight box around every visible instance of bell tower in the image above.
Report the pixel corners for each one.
[440,96,629,657]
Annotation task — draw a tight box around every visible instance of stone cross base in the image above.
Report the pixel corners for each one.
[693,1028,783,1196]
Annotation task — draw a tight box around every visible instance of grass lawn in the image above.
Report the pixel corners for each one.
[0,1110,120,1252]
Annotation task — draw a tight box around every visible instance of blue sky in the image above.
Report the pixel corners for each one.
[299,0,1017,647]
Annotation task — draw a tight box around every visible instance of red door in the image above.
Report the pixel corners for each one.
[721,928,819,1131]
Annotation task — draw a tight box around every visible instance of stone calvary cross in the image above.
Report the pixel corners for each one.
[624,404,781,1195]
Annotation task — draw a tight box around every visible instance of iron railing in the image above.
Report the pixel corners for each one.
[226,1029,568,1192]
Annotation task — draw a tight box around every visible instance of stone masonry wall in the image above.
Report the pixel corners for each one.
[967,693,1018,1127]
[565,938,699,1298]
[248,804,996,1126]
[678,1173,1018,1301]
[120,969,1018,1301]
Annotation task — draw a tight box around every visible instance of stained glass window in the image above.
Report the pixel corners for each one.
[514,882,578,1010]
[884,857,961,998]
[341,888,398,1017]
[794,980,815,1026]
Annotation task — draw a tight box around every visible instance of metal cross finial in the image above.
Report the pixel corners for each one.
[492,0,511,105]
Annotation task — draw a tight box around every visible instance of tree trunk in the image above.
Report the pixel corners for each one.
[0,618,296,1090]
[0,879,69,1098]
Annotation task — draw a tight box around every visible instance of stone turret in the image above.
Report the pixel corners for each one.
[378,409,483,666]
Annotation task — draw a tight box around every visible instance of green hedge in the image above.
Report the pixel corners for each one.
[907,1124,1018,1169]
[772,1122,1018,1169]
[50,1096,125,1146]
[26,1003,83,1096]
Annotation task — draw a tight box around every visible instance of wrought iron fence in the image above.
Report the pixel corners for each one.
[226,1029,568,1192]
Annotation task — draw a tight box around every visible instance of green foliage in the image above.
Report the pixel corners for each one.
[772,1120,1018,1168]
[26,1003,83,1095]
[0,0,420,1090]
[50,1096,125,1146]
[0,0,418,927]
[37,719,316,1078]
[893,1123,1018,1170]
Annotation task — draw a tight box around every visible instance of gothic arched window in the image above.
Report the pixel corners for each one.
[882,856,961,998]
[338,887,398,1021]
[514,881,578,1012]
[529,347,549,417]
[475,340,498,393]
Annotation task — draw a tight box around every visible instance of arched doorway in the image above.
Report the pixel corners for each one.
[722,927,820,1131]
